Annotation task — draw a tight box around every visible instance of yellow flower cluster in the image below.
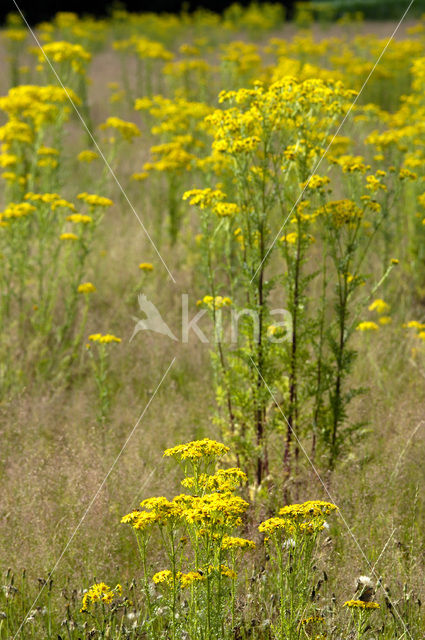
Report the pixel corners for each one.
[368,299,390,314]
[153,570,205,589]
[221,535,255,551]
[139,262,154,271]
[77,282,96,294]
[0,202,35,222]
[32,41,91,74]
[88,333,121,343]
[25,192,75,211]
[356,321,379,332]
[80,583,122,612]
[259,500,337,537]
[77,193,113,208]
[343,599,380,610]
[114,35,173,61]
[198,295,232,310]
[181,492,249,526]
[181,468,247,492]
[77,150,99,163]
[100,116,141,142]
[163,437,230,461]
[67,214,92,225]
[318,199,363,228]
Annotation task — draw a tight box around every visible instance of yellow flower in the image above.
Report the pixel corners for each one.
[180,571,205,588]
[368,299,390,314]
[199,295,232,310]
[280,232,298,244]
[379,316,392,325]
[403,320,425,329]
[343,599,380,609]
[33,41,91,74]
[77,150,99,162]
[182,468,247,492]
[77,193,113,207]
[318,200,363,228]
[60,232,78,241]
[139,262,154,271]
[356,321,379,331]
[213,202,239,217]
[88,333,121,343]
[2,202,36,219]
[100,116,141,142]
[77,282,96,294]
[183,188,226,209]
[80,582,121,613]
[164,438,230,461]
[303,175,330,190]
[221,535,256,551]
[66,213,92,224]
[152,570,176,586]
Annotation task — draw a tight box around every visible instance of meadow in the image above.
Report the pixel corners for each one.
[1,4,425,638]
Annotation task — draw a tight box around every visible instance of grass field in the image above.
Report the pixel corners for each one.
[1,5,425,639]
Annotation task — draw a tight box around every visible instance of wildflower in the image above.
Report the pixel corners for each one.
[180,571,205,588]
[280,232,298,244]
[2,202,35,219]
[164,438,229,461]
[80,583,121,612]
[77,150,99,162]
[182,468,247,492]
[152,570,175,586]
[66,214,92,224]
[391,258,399,265]
[356,321,379,331]
[213,202,239,217]
[343,599,380,609]
[183,188,226,209]
[100,116,141,142]
[318,199,363,228]
[32,41,91,74]
[221,535,256,551]
[366,174,386,192]
[199,295,232,310]
[77,282,96,294]
[88,333,121,343]
[60,233,78,241]
[267,325,286,340]
[368,299,390,314]
[299,615,325,626]
[132,170,149,181]
[403,320,425,329]
[77,193,113,207]
[303,175,330,190]
[121,510,159,530]
[279,501,338,519]
[139,262,154,271]
[181,492,249,527]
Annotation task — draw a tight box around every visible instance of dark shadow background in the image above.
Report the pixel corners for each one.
[1,0,294,25]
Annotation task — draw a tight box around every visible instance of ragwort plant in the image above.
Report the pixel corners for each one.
[184,79,397,485]
[0,84,115,390]
[119,438,338,640]
[121,438,253,640]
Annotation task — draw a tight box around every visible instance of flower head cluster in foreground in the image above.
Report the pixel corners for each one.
[343,599,380,609]
[259,500,338,537]
[80,582,122,612]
